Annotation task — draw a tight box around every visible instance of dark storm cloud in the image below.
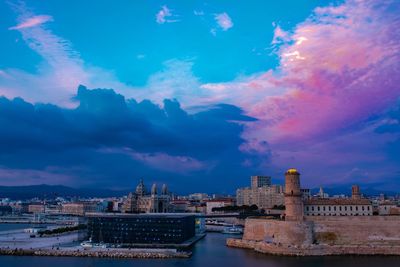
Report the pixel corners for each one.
[0,85,260,192]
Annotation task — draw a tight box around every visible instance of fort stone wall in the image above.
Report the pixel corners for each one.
[307,216,400,245]
[230,216,400,256]
[243,218,313,245]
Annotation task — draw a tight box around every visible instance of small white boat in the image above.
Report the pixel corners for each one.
[80,239,107,249]
[222,225,243,234]
[95,243,107,249]
[80,241,93,248]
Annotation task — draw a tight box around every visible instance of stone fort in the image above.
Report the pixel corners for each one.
[227,169,400,256]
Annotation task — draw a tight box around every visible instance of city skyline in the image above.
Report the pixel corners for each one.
[0,0,400,193]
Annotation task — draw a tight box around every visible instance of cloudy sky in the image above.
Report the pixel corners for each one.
[0,0,399,193]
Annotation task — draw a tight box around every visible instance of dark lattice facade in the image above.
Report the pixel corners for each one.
[87,213,195,245]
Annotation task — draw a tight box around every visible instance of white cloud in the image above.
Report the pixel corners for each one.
[156,5,179,24]
[194,10,204,16]
[1,3,209,108]
[210,28,217,36]
[215,12,233,31]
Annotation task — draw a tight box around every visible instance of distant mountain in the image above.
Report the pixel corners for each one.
[0,184,129,200]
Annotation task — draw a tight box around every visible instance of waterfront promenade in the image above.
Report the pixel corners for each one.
[0,223,200,259]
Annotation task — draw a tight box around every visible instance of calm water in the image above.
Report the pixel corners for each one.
[1,223,399,267]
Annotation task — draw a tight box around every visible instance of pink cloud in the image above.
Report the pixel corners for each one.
[260,0,400,144]
[100,148,210,175]
[9,15,52,30]
[271,24,290,44]
[192,0,400,184]
[215,12,233,31]
[0,166,75,186]
[201,0,400,147]
[130,152,207,174]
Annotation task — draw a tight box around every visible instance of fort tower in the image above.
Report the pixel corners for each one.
[284,168,304,221]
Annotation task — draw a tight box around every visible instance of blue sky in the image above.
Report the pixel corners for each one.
[1,0,333,85]
[0,0,399,194]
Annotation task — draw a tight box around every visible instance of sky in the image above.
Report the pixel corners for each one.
[0,0,399,194]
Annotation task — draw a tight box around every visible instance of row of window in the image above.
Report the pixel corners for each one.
[99,233,184,237]
[305,205,371,212]
[94,219,183,224]
[90,227,183,232]
[305,213,371,216]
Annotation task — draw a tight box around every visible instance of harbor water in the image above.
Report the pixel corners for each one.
[0,223,399,267]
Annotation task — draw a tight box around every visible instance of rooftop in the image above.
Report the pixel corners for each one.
[205,198,235,203]
[85,212,201,218]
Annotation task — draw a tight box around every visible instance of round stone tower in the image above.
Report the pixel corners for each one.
[284,168,304,221]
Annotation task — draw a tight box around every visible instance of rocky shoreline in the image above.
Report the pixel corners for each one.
[227,238,400,256]
[0,248,191,259]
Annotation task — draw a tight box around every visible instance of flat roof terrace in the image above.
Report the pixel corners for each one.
[85,212,198,218]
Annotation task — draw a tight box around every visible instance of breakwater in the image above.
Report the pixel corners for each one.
[0,248,191,259]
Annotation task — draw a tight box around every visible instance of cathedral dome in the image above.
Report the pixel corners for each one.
[151,183,158,195]
[161,184,168,195]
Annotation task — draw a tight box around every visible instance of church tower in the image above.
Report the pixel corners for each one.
[284,168,304,221]
[352,185,361,200]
